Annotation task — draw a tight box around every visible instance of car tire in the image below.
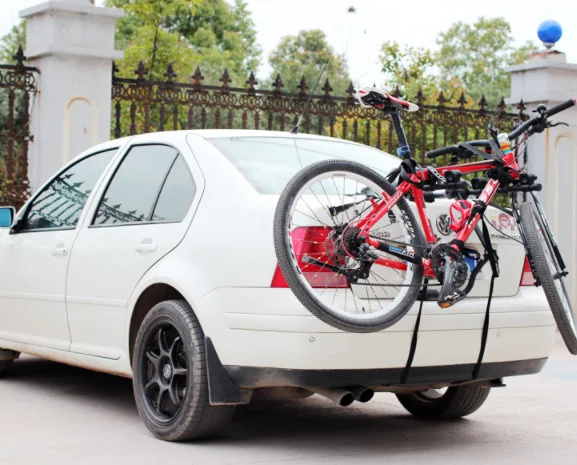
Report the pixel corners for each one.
[133,300,235,441]
[0,359,14,377]
[396,385,490,420]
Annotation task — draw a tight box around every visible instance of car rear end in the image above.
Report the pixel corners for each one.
[186,131,555,391]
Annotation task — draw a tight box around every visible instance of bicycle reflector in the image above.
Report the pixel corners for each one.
[520,256,535,286]
[271,227,350,289]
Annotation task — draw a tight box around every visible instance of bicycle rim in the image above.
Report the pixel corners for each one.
[281,167,421,323]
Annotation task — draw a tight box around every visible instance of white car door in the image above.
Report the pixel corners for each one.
[0,148,118,350]
[66,142,200,359]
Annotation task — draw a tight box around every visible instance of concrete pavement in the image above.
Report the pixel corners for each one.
[1,340,576,465]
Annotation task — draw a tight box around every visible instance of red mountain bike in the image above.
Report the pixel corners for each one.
[273,87,577,354]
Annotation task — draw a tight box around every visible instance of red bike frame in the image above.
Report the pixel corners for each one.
[357,154,521,278]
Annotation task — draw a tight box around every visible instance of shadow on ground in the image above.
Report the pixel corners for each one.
[4,356,502,458]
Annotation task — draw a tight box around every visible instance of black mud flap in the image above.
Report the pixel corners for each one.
[205,337,253,405]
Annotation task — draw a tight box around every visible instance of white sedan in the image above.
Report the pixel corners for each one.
[0,130,555,441]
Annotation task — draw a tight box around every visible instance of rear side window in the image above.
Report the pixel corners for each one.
[93,145,195,226]
[152,155,196,222]
[208,137,397,194]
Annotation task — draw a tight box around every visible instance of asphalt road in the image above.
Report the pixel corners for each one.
[1,340,576,465]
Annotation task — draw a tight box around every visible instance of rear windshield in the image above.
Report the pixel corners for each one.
[208,137,398,194]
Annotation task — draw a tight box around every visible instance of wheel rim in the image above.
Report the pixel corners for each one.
[139,323,189,424]
[283,169,418,321]
[532,205,577,336]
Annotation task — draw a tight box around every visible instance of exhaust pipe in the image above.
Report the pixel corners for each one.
[348,386,374,403]
[307,387,355,407]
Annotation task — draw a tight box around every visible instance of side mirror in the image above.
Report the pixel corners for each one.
[0,207,15,228]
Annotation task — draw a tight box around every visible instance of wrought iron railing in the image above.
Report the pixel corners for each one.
[112,62,527,165]
[0,46,38,208]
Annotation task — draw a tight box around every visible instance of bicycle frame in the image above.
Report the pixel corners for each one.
[356,110,522,279]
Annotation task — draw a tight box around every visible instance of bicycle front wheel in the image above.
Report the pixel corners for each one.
[273,159,425,333]
[520,201,577,354]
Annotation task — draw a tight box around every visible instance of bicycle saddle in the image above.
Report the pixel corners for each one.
[355,86,419,112]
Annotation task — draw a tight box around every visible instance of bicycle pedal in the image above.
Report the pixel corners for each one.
[438,292,467,309]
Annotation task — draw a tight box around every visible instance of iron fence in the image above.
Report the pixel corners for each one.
[112,61,527,165]
[0,46,37,208]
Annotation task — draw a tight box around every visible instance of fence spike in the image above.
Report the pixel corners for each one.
[478,94,488,111]
[135,60,148,80]
[297,75,309,96]
[458,91,467,108]
[517,98,526,116]
[246,71,257,92]
[220,68,232,91]
[498,96,507,113]
[437,90,446,106]
[322,78,333,97]
[164,63,177,82]
[192,66,204,89]
[392,85,402,98]
[272,73,284,95]
[346,81,356,104]
[416,87,425,105]
[112,61,119,80]
[12,45,26,68]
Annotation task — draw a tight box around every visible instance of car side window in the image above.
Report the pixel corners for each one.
[93,145,186,226]
[151,155,196,222]
[22,149,117,231]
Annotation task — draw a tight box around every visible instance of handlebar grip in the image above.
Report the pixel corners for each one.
[545,98,576,117]
[425,145,459,159]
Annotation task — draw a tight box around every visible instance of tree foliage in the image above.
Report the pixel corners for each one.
[0,21,26,64]
[380,17,537,108]
[268,29,351,96]
[105,0,261,84]
[437,16,537,105]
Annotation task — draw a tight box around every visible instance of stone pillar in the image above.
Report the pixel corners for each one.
[507,50,577,306]
[20,0,124,191]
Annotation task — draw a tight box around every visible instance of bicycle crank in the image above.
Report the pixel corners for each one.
[430,244,469,308]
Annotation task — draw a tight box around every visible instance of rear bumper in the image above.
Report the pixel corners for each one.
[194,286,556,371]
[225,358,548,389]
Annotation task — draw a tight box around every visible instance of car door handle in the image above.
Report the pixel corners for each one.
[135,243,158,253]
[52,247,68,257]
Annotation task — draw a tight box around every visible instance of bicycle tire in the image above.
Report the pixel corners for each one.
[273,159,426,332]
[519,201,577,354]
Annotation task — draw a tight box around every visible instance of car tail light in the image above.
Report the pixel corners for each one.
[271,227,350,289]
[520,256,535,286]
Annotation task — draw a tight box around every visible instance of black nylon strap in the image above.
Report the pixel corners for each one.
[401,278,428,384]
[472,219,498,379]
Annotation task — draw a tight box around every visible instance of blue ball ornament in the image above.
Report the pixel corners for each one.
[538,20,562,48]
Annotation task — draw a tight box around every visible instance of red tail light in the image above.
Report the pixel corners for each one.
[271,227,350,289]
[520,256,535,286]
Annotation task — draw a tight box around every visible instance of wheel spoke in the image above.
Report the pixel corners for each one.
[156,387,169,415]
[145,376,160,391]
[168,383,182,406]
[157,328,170,356]
[172,367,188,377]
[146,350,160,370]
[169,336,182,364]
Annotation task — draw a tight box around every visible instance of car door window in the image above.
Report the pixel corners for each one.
[151,155,196,222]
[22,149,117,231]
[92,145,179,226]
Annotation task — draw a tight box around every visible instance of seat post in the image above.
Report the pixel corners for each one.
[390,111,412,159]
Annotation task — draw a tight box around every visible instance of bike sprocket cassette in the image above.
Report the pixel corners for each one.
[430,243,469,291]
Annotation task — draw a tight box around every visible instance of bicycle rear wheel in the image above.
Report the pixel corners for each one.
[273,159,425,333]
[519,201,577,354]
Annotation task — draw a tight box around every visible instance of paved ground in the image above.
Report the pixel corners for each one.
[1,340,576,465]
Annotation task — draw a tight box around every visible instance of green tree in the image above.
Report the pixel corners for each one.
[0,21,26,64]
[105,0,261,84]
[437,17,537,106]
[268,29,351,96]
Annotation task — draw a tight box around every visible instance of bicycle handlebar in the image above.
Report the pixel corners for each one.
[425,99,576,160]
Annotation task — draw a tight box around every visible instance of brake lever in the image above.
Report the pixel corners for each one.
[548,121,569,128]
